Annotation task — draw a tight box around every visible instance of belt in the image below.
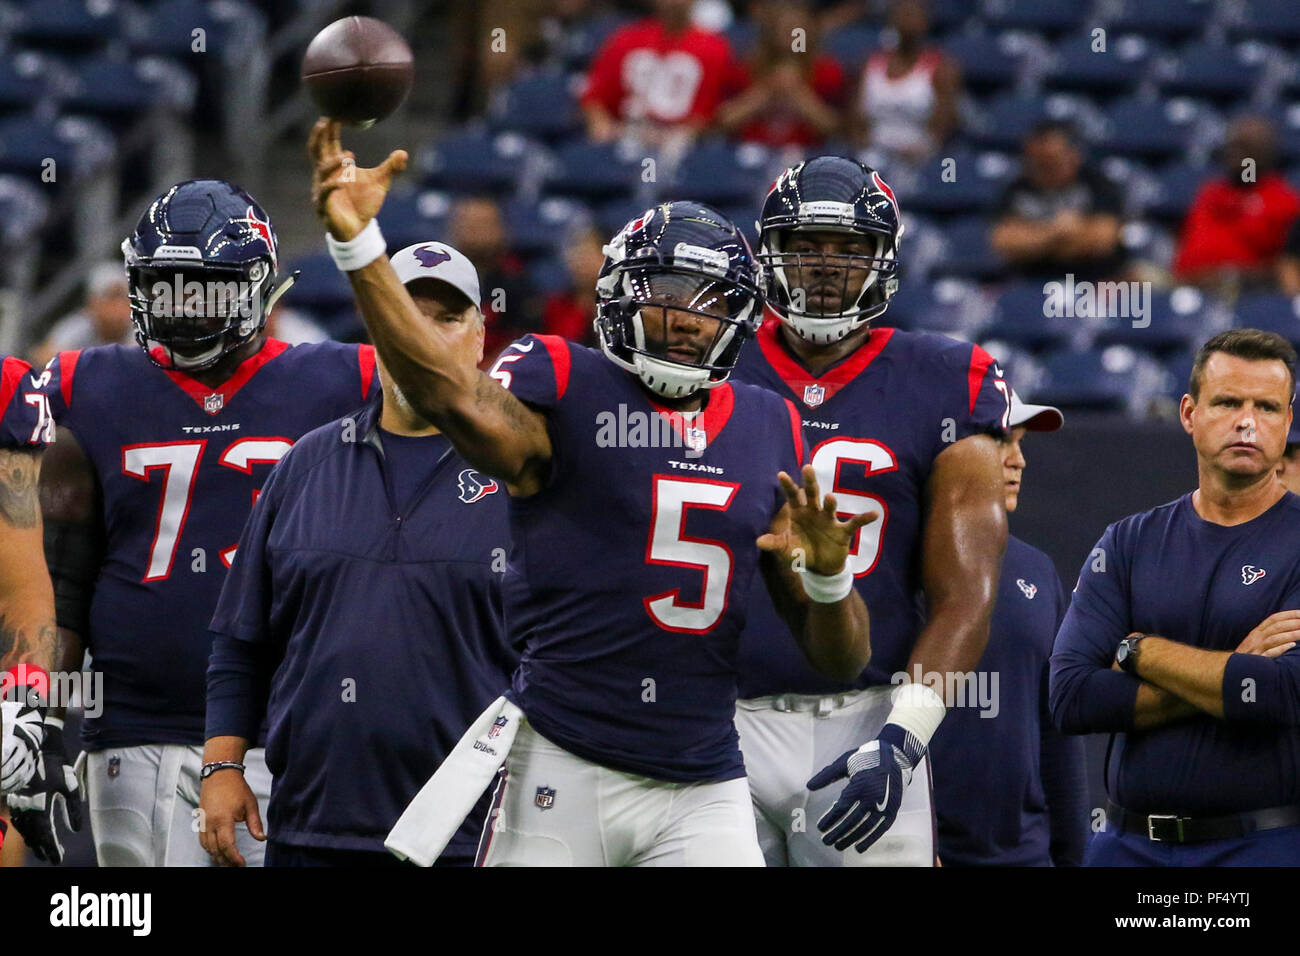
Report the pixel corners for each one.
[1107,801,1300,844]
[763,692,865,717]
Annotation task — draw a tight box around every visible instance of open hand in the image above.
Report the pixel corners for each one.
[757,465,877,577]
[307,117,408,241]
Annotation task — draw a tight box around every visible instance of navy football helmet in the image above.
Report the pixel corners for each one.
[758,157,903,344]
[595,201,762,398]
[122,179,295,371]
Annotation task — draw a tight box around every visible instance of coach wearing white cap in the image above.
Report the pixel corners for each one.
[929,389,1089,866]
[199,242,516,867]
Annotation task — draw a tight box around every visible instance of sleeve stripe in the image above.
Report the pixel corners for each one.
[783,398,805,465]
[967,345,996,415]
[0,356,27,415]
[535,334,571,402]
[358,344,377,398]
[59,350,81,408]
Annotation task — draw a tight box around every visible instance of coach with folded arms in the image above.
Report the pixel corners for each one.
[198,243,515,866]
[1051,329,1300,865]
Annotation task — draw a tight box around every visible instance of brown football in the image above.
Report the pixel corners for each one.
[301,16,414,128]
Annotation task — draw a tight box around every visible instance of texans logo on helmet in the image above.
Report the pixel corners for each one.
[234,206,278,271]
[871,171,899,220]
[414,246,452,268]
[457,468,500,503]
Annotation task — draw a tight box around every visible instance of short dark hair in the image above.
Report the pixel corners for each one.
[1189,329,1297,400]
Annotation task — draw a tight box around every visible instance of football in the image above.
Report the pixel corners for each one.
[300,16,414,128]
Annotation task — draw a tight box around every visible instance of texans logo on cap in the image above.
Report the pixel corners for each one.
[413,246,452,268]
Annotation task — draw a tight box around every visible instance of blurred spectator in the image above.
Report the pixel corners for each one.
[1175,116,1300,290]
[31,262,133,368]
[851,0,960,168]
[580,0,735,148]
[1277,392,1300,495]
[265,305,329,346]
[717,0,846,148]
[991,120,1125,282]
[541,226,606,345]
[449,196,539,364]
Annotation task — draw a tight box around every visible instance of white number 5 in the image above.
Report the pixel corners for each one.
[644,476,738,634]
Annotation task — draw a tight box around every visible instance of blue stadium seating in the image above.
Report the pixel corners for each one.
[0,115,83,182]
[931,216,1005,281]
[1091,97,1198,161]
[544,140,648,201]
[1157,43,1264,102]
[527,256,573,297]
[821,24,883,75]
[983,0,1088,37]
[927,0,980,35]
[979,338,1046,395]
[375,190,451,251]
[1231,0,1300,45]
[943,33,1023,92]
[1033,347,1143,411]
[0,58,47,118]
[284,253,354,316]
[128,0,230,57]
[556,13,631,71]
[503,196,592,259]
[421,128,532,194]
[886,278,982,336]
[0,175,49,246]
[985,281,1090,352]
[1107,0,1214,41]
[12,0,120,55]
[1044,33,1156,98]
[966,92,1055,152]
[489,72,583,144]
[1160,349,1197,399]
[903,151,1011,216]
[668,141,772,207]
[59,57,171,126]
[1092,287,1215,355]
[1139,161,1210,222]
[1232,292,1300,347]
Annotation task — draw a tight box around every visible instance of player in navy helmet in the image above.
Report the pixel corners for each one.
[311,118,874,866]
[27,179,380,865]
[730,156,1012,866]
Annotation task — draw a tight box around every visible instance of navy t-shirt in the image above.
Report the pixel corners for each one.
[1051,491,1300,814]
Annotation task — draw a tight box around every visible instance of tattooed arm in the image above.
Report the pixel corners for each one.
[308,118,552,496]
[0,446,56,671]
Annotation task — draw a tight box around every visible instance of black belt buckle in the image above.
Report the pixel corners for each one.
[1146,814,1186,843]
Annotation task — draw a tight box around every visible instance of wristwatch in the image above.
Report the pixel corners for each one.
[200,760,245,780]
[1115,633,1148,675]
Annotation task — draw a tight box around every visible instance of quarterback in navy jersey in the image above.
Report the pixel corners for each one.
[311,118,873,866]
[729,157,1010,866]
[33,180,379,867]
[0,356,62,859]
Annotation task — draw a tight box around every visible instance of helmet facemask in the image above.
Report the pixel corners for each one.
[597,259,760,399]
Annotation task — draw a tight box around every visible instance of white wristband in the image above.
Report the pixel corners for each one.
[801,565,854,603]
[326,219,386,272]
[885,682,947,749]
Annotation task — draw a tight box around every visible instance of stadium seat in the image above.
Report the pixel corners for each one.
[1107,0,1214,41]
[128,0,230,57]
[885,278,982,337]
[526,256,572,297]
[1230,0,1300,45]
[0,56,48,119]
[375,190,452,251]
[979,338,1046,395]
[1092,286,1215,355]
[931,216,1005,281]
[0,174,50,246]
[0,115,94,183]
[668,141,772,208]
[284,253,355,315]
[984,280,1093,352]
[1044,33,1155,98]
[1033,346,1149,412]
[1160,349,1197,400]
[503,196,593,259]
[983,0,1088,37]
[489,71,583,144]
[421,128,533,194]
[1138,161,1210,222]
[1231,293,1300,348]
[1264,104,1300,165]
[544,140,648,201]
[555,13,632,71]
[927,0,980,35]
[967,92,1085,152]
[58,56,187,127]
[902,151,1013,216]
[821,24,883,75]
[943,33,1024,92]
[1157,43,1264,102]
[12,0,120,55]
[1090,97,1198,161]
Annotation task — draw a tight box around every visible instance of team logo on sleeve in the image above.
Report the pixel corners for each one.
[1016,579,1037,599]
[488,716,509,739]
[1242,565,1267,585]
[457,468,500,503]
[534,786,556,810]
[802,384,826,408]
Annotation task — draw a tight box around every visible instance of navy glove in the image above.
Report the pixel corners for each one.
[807,723,924,853]
[7,716,82,863]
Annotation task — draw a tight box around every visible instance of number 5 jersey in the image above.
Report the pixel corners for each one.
[39,340,379,750]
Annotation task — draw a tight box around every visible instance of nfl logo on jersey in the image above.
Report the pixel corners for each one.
[685,426,707,454]
[534,786,556,810]
[108,756,121,779]
[488,715,508,739]
[203,393,224,415]
[803,384,825,407]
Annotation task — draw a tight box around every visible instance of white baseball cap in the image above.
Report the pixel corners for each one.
[1008,388,1063,432]
[390,241,481,309]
